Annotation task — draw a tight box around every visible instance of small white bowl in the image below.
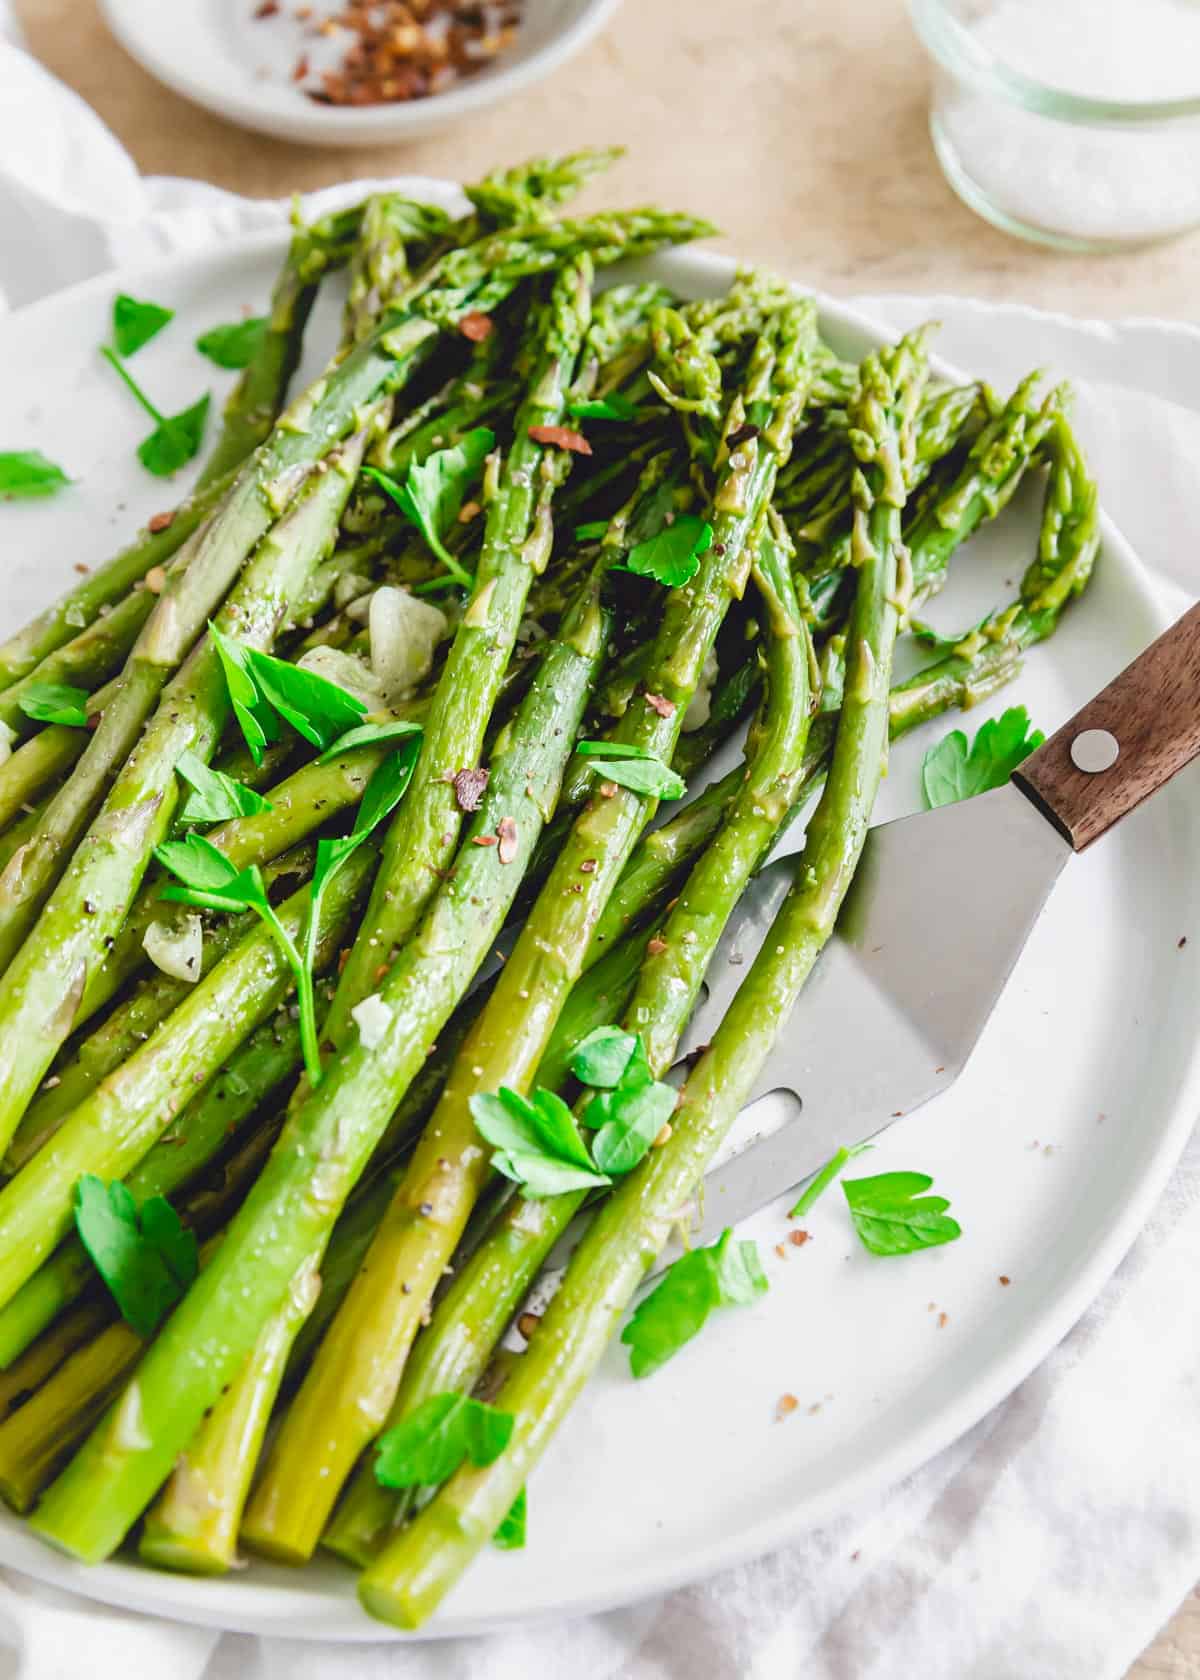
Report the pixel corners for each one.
[99,0,622,147]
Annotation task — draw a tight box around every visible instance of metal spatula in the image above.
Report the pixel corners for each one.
[674,603,1200,1246]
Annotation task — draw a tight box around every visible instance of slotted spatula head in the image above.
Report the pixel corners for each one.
[675,783,1070,1245]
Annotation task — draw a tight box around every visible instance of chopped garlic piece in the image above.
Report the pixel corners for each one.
[682,645,720,733]
[296,645,386,711]
[369,585,447,701]
[143,913,202,983]
[352,991,393,1049]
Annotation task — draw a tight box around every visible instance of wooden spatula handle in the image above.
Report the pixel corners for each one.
[1014,603,1200,850]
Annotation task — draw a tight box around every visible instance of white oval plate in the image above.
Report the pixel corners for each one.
[0,222,1198,1641]
[98,0,620,146]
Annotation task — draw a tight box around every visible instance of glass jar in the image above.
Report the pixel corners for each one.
[910,0,1200,252]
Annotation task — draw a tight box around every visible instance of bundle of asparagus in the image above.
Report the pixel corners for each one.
[0,149,1098,1627]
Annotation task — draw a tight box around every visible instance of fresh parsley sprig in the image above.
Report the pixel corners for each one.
[374,1392,513,1490]
[363,427,494,591]
[112,294,174,358]
[921,705,1044,808]
[102,348,210,479]
[469,1085,611,1197]
[0,450,71,501]
[196,317,268,370]
[616,514,713,587]
[74,1174,198,1338]
[18,681,89,728]
[621,1228,767,1379]
[209,622,368,765]
[574,740,685,801]
[177,748,272,824]
[788,1141,873,1218]
[842,1171,962,1256]
[573,1027,677,1177]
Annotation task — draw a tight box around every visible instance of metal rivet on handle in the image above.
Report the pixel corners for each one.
[1070,729,1120,773]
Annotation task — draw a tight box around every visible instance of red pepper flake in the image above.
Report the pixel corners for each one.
[579,858,597,874]
[726,421,759,450]
[516,1311,540,1340]
[496,816,518,865]
[646,936,668,956]
[459,311,494,343]
[775,1242,788,1259]
[775,1393,799,1421]
[788,1229,810,1248]
[147,510,176,534]
[293,54,310,82]
[528,424,592,456]
[644,692,675,718]
[937,1311,949,1329]
[451,767,489,813]
[1179,935,1188,949]
[471,834,498,847]
[253,0,279,16]
[74,562,90,575]
[998,1274,1011,1287]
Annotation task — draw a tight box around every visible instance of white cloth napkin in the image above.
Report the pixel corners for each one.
[2,14,1200,1679]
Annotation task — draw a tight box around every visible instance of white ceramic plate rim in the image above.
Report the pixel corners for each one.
[0,228,1195,1641]
[99,0,623,144]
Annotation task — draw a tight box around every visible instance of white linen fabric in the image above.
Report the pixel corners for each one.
[1,11,1198,1678]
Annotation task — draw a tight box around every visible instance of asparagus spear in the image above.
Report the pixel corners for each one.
[242,304,816,1562]
[198,206,364,488]
[356,329,931,1629]
[0,727,87,832]
[326,507,816,1563]
[28,540,609,1562]
[0,420,374,1131]
[0,1008,304,1366]
[324,255,594,1037]
[0,842,374,1317]
[0,1302,110,1426]
[0,591,155,740]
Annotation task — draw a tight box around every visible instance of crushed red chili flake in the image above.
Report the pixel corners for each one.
[528,424,592,456]
[293,53,310,81]
[459,311,494,343]
[253,0,279,16]
[496,816,518,865]
[999,1275,1011,1286]
[73,563,90,575]
[646,936,668,956]
[288,2,524,109]
[644,692,675,717]
[725,421,760,450]
[147,510,176,534]
[579,858,597,873]
[788,1229,810,1248]
[451,767,489,813]
[775,1393,799,1421]
[471,834,498,847]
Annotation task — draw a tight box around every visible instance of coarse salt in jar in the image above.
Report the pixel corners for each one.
[910,0,1200,250]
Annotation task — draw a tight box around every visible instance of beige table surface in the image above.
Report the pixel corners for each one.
[12,0,1200,1669]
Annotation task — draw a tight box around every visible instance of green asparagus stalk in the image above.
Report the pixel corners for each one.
[326,508,815,1564]
[324,256,594,1038]
[0,1301,110,1426]
[0,591,155,740]
[0,1009,304,1366]
[27,544,609,1563]
[0,843,374,1318]
[248,305,816,1564]
[356,328,931,1629]
[0,727,88,832]
[0,418,375,1134]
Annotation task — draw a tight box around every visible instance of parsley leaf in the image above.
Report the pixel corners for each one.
[575,740,685,801]
[922,705,1044,809]
[621,1228,767,1379]
[112,293,174,358]
[0,450,70,500]
[910,614,990,656]
[196,317,268,370]
[243,645,366,749]
[568,392,638,422]
[209,624,366,762]
[470,1085,610,1197]
[842,1171,962,1256]
[209,622,279,765]
[570,1024,639,1088]
[584,1036,676,1177]
[493,1486,526,1550]
[374,1392,513,1489]
[316,718,423,764]
[18,681,89,728]
[363,426,493,589]
[137,394,211,478]
[74,1174,197,1338]
[154,834,320,1082]
[177,748,272,824]
[789,1142,873,1218]
[620,515,713,588]
[574,520,609,542]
